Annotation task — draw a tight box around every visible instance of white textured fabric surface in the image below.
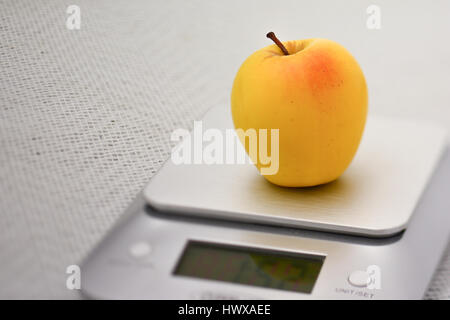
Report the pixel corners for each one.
[0,0,449,299]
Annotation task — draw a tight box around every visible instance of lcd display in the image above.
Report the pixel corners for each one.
[173,241,325,294]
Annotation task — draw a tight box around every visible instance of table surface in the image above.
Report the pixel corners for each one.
[0,0,449,299]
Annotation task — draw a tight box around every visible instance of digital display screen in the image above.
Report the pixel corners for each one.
[173,241,325,294]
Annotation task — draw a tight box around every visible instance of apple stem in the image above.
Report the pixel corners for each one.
[266,32,289,55]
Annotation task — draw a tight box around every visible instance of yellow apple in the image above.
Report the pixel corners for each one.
[231,32,368,187]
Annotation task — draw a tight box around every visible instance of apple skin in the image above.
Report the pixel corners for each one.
[231,38,368,187]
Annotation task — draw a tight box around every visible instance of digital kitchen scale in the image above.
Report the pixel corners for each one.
[81,105,450,299]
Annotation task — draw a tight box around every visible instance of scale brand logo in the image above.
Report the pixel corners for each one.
[170,121,280,175]
[366,265,382,290]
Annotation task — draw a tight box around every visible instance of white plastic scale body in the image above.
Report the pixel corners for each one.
[82,105,450,299]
